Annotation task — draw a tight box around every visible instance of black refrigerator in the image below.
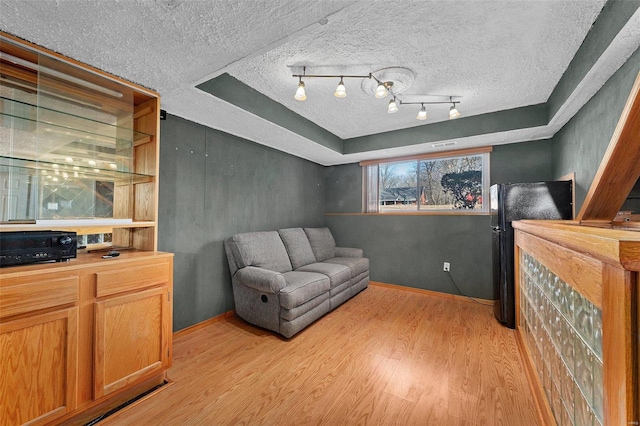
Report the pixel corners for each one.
[491,181,573,328]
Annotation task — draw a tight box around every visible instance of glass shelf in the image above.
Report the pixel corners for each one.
[0,220,156,235]
[0,96,152,143]
[0,124,136,173]
[1,33,158,237]
[0,156,153,184]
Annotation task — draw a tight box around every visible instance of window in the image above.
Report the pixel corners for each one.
[362,148,490,213]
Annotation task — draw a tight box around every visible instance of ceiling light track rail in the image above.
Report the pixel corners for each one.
[291,65,461,120]
[399,100,460,106]
[291,73,373,80]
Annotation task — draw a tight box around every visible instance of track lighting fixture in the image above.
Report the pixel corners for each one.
[334,77,346,98]
[291,66,461,120]
[387,97,399,114]
[375,81,393,99]
[400,99,459,122]
[294,77,306,101]
[449,97,460,119]
[449,104,460,119]
[417,104,427,120]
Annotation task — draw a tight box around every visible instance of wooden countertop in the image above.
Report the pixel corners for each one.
[512,220,640,271]
[0,250,174,281]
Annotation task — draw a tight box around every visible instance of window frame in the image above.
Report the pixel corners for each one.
[361,146,492,215]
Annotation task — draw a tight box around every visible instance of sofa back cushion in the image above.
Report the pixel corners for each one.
[303,227,336,262]
[231,231,293,273]
[278,228,316,269]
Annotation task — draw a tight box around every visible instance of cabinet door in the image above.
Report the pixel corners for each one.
[94,286,170,398]
[0,308,78,426]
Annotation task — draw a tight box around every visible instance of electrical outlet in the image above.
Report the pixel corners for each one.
[443,262,450,272]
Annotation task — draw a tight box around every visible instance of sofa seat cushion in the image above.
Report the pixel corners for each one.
[232,231,292,273]
[304,227,336,262]
[278,228,316,269]
[280,300,331,339]
[297,262,351,289]
[351,274,369,296]
[279,271,330,309]
[280,292,329,321]
[325,257,370,278]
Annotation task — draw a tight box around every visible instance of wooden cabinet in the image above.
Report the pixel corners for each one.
[94,288,166,398]
[93,259,173,400]
[0,252,173,425]
[0,28,171,426]
[0,307,78,426]
[0,272,80,425]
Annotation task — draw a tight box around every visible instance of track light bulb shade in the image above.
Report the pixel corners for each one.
[449,104,460,119]
[334,78,347,98]
[295,81,307,101]
[387,98,399,114]
[375,82,388,98]
[417,105,427,120]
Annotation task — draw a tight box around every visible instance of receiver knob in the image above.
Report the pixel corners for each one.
[58,235,73,245]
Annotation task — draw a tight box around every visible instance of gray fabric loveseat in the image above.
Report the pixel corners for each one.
[224,227,369,338]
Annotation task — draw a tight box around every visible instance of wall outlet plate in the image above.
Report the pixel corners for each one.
[443,262,450,272]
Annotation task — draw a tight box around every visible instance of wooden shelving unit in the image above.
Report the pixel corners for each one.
[0,31,160,250]
[0,32,172,425]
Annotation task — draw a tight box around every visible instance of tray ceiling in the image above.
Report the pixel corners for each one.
[227,1,603,139]
[1,0,639,165]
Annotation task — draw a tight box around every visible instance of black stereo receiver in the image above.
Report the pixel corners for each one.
[0,231,77,267]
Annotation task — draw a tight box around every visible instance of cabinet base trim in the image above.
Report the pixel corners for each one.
[85,379,173,425]
[50,374,168,426]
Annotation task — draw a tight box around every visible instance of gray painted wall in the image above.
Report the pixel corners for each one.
[490,139,554,185]
[324,163,362,213]
[158,115,325,331]
[158,45,638,330]
[552,47,640,213]
[325,214,492,298]
[324,139,554,299]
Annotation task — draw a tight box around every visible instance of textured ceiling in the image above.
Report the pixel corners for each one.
[230,1,605,139]
[1,0,639,166]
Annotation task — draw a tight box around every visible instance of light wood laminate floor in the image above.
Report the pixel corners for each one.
[102,284,539,425]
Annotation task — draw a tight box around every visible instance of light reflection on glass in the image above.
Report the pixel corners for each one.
[519,251,603,424]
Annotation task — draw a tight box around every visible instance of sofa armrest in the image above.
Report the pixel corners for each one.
[334,247,363,258]
[235,267,286,294]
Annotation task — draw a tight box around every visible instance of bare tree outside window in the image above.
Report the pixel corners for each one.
[379,161,417,210]
[374,153,487,212]
[379,164,400,189]
[401,162,418,188]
